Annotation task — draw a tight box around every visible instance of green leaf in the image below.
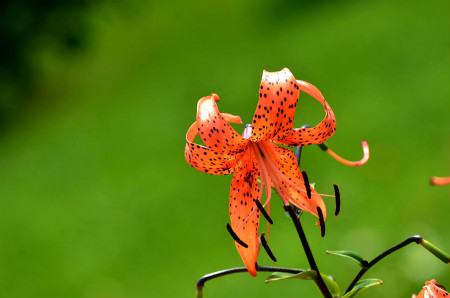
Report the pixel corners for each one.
[320,274,341,298]
[265,270,315,283]
[265,270,341,298]
[326,250,368,267]
[342,278,383,298]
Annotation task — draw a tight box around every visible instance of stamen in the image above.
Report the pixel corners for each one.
[259,142,336,204]
[253,143,290,205]
[320,193,337,198]
[260,233,277,262]
[234,145,272,228]
[226,223,248,248]
[324,141,370,167]
[317,207,326,237]
[254,199,273,224]
[262,143,335,200]
[301,171,312,199]
[264,201,272,238]
[333,184,340,216]
[256,144,265,158]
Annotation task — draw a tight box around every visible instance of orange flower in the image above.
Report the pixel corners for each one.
[413,279,448,298]
[431,176,450,186]
[185,68,368,276]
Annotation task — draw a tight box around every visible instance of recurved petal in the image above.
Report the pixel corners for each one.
[278,80,336,146]
[250,68,300,142]
[229,150,261,276]
[196,94,248,154]
[266,143,327,219]
[185,122,240,175]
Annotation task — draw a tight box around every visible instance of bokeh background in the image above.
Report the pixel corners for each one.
[0,0,449,297]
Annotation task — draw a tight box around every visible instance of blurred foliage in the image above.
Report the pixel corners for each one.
[0,0,96,124]
[0,0,449,298]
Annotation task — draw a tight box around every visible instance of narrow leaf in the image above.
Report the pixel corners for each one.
[265,270,315,283]
[265,270,341,298]
[320,274,341,298]
[326,250,368,267]
[342,278,383,298]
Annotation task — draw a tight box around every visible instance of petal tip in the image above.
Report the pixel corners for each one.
[211,93,219,101]
[248,263,257,277]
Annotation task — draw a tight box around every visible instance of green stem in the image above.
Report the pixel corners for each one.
[285,205,332,298]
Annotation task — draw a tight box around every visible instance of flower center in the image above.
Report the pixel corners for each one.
[241,124,310,211]
[251,141,295,206]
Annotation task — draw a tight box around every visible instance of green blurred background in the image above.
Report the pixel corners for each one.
[0,0,449,297]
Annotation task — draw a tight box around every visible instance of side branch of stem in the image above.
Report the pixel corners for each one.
[344,235,423,293]
[196,265,303,297]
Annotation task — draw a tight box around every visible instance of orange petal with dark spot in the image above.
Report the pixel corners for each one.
[185,121,241,175]
[279,80,336,146]
[414,279,448,298]
[250,68,300,142]
[196,94,248,154]
[266,142,327,220]
[229,150,261,276]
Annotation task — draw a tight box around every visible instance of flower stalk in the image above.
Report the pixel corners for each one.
[285,205,332,298]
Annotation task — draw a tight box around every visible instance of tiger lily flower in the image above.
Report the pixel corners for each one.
[185,68,368,276]
[413,279,449,298]
[431,176,450,186]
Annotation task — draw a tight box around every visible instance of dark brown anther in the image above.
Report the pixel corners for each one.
[226,223,248,248]
[301,171,312,199]
[260,233,277,262]
[317,207,326,237]
[253,199,273,224]
[333,184,340,216]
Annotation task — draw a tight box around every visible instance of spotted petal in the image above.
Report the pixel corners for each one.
[266,142,327,220]
[414,280,449,298]
[250,68,300,142]
[185,121,243,175]
[197,94,248,154]
[279,80,336,146]
[229,150,261,276]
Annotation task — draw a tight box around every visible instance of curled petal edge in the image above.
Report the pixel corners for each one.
[279,80,336,146]
[185,112,246,175]
[322,140,370,167]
